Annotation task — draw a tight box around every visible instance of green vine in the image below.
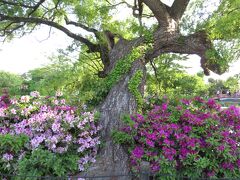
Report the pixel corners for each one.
[89,46,145,106]
[112,130,134,145]
[128,70,144,112]
[88,31,154,106]
[111,114,135,146]
[105,47,144,89]
[122,31,153,111]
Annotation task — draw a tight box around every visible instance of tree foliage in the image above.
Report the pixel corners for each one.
[207,0,240,40]
[146,54,207,98]
[0,0,239,78]
[0,70,23,95]
[207,76,240,96]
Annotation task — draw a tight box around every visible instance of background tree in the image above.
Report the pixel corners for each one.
[24,57,73,96]
[24,53,105,107]
[146,54,207,98]
[0,0,239,176]
[207,78,226,96]
[0,70,23,95]
[224,77,240,94]
[207,77,240,96]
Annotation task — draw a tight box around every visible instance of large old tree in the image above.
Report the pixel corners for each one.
[0,0,239,177]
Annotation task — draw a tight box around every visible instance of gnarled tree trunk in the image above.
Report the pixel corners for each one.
[82,38,146,179]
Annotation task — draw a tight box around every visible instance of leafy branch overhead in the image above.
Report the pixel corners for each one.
[0,0,239,76]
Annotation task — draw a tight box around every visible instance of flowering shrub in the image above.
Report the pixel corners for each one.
[119,97,240,178]
[0,91,101,176]
[0,134,29,175]
[17,149,80,177]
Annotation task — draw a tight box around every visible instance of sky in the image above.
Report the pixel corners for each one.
[0,0,239,81]
[0,25,72,74]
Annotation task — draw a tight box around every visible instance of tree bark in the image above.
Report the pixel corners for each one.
[81,39,146,180]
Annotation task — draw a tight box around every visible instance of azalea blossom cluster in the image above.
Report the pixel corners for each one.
[122,97,240,178]
[0,89,11,108]
[0,91,101,172]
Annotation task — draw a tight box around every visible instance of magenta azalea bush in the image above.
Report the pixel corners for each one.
[120,97,240,178]
[0,91,101,176]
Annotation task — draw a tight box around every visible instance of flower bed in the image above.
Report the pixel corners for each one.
[117,97,240,178]
[0,91,101,177]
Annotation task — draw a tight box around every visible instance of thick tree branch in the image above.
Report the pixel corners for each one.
[145,30,223,75]
[0,13,100,53]
[167,0,190,21]
[142,0,170,24]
